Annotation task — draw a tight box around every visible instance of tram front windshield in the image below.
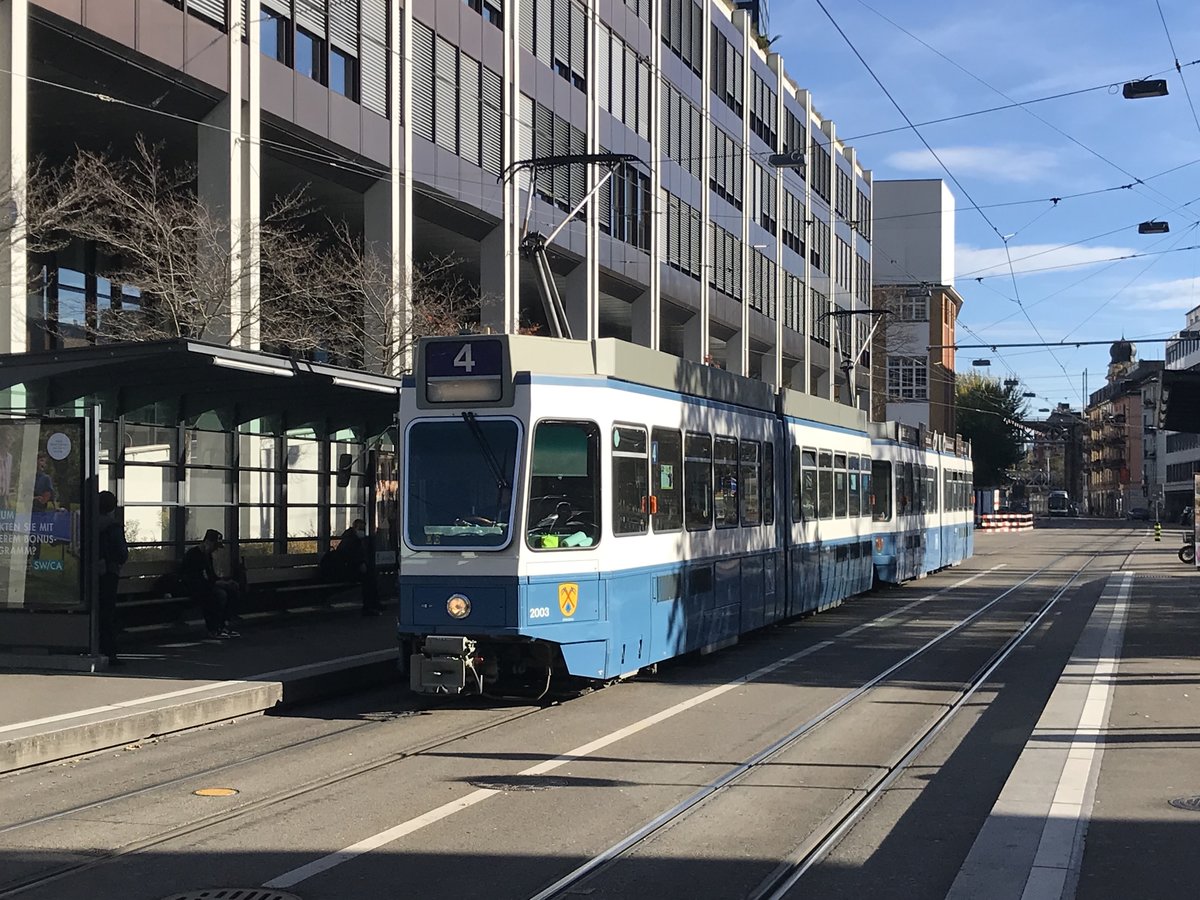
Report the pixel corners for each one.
[406,417,519,548]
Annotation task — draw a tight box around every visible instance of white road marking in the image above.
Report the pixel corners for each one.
[1020,571,1132,900]
[946,570,1133,900]
[264,563,1008,890]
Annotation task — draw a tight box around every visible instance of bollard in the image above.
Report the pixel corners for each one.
[1154,521,1162,542]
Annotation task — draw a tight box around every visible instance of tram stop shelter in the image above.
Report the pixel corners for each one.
[0,339,401,668]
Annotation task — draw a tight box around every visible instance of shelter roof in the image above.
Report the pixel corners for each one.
[0,340,400,434]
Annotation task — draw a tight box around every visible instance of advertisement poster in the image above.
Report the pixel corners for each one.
[0,418,86,610]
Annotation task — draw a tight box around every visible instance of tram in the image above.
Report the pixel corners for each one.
[397,333,973,695]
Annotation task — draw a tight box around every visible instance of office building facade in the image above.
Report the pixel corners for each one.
[1,0,875,406]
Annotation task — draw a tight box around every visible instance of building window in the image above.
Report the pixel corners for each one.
[262,8,290,65]
[466,0,504,28]
[295,26,325,83]
[901,291,929,321]
[887,356,929,401]
[330,47,358,99]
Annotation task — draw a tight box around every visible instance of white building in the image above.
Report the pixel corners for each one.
[870,180,963,433]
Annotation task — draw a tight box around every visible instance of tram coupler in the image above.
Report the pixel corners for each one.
[410,635,480,694]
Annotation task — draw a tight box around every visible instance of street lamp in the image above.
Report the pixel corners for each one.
[1122,79,1169,99]
[1138,220,1169,234]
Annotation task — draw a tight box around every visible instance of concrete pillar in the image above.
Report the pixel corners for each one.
[363,177,408,373]
[563,262,591,340]
[479,225,507,334]
[726,331,748,379]
[0,0,27,358]
[732,8,752,378]
[682,312,704,365]
[630,290,653,347]
[197,3,260,349]
[769,52,785,389]
[693,0,713,364]
[500,0,523,335]
[395,3,414,371]
[583,0,601,344]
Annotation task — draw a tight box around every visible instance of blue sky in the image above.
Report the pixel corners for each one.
[771,0,1200,412]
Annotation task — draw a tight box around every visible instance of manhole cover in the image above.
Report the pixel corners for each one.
[158,891,301,900]
[1169,796,1200,811]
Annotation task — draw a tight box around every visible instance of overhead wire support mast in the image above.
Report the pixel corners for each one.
[818,307,889,406]
[501,153,642,340]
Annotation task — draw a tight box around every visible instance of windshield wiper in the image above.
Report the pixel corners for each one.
[462,412,510,491]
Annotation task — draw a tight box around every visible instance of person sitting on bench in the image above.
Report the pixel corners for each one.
[181,529,241,639]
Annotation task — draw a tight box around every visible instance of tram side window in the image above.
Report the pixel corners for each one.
[944,470,952,512]
[740,440,762,526]
[848,456,860,517]
[684,432,713,531]
[871,461,892,521]
[527,420,601,551]
[802,449,818,520]
[859,455,871,517]
[763,441,774,526]
[929,466,939,512]
[818,450,833,519]
[714,436,740,528]
[899,462,914,516]
[834,453,848,518]
[790,446,803,522]
[612,425,650,535]
[651,428,683,531]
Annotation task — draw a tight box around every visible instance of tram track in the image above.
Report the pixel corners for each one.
[0,533,1120,899]
[526,534,1125,900]
[0,702,547,898]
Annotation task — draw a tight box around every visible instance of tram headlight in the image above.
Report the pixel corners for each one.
[446,593,472,619]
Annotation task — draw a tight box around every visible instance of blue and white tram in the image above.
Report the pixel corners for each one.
[869,423,973,583]
[398,334,972,695]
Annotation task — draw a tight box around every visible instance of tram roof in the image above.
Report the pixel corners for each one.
[0,339,401,434]
[472,335,870,434]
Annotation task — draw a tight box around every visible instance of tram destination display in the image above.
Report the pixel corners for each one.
[421,337,506,404]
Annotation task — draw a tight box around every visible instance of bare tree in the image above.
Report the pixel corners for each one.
[22,138,481,371]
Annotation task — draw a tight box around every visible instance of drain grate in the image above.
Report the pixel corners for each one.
[1169,796,1200,812]
[158,891,301,900]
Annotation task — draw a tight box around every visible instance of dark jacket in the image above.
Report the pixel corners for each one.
[180,545,217,596]
[97,512,129,577]
[321,528,368,581]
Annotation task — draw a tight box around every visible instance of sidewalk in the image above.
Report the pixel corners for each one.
[948,540,1199,900]
[0,601,400,775]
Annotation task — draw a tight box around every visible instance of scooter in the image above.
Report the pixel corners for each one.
[1179,531,1195,565]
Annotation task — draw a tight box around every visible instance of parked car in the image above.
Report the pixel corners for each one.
[1125,507,1151,521]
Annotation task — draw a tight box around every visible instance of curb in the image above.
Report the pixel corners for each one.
[0,648,400,776]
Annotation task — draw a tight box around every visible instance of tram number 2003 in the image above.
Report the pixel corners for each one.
[529,607,552,620]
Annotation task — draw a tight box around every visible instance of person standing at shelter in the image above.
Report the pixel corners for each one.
[97,491,129,666]
[181,529,240,639]
[328,518,382,615]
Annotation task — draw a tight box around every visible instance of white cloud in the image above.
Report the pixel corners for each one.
[886,145,1060,183]
[955,242,1139,279]
[1126,277,1200,312]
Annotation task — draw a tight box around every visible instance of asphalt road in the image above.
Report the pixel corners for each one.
[0,521,1153,900]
